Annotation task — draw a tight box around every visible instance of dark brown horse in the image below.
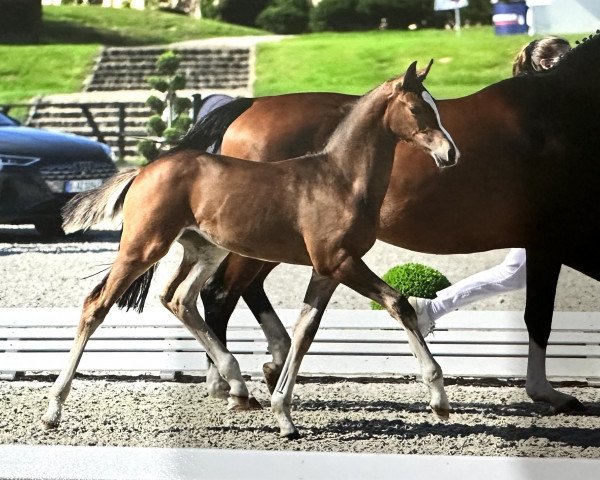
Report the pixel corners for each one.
[189,32,600,414]
[42,63,457,438]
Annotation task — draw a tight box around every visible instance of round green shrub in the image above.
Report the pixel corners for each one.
[147,76,169,93]
[137,138,159,162]
[163,127,181,144]
[147,115,167,136]
[156,51,181,75]
[146,95,165,114]
[170,74,186,91]
[173,96,192,115]
[371,263,451,310]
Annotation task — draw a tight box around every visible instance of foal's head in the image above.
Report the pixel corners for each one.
[385,61,459,168]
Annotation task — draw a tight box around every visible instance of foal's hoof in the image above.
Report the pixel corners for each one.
[430,405,451,420]
[227,395,263,411]
[40,419,59,430]
[262,362,281,394]
[551,397,586,414]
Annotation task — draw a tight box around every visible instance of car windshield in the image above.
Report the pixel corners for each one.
[0,112,19,127]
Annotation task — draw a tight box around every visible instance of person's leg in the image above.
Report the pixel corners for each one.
[411,248,527,333]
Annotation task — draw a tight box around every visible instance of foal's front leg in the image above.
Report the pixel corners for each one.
[332,255,450,419]
[271,270,339,438]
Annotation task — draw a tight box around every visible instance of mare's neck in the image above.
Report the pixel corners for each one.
[323,86,397,195]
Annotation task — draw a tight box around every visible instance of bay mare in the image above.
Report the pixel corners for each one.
[187,32,600,414]
[43,63,457,438]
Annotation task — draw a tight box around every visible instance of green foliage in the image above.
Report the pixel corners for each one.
[174,97,193,115]
[147,76,170,92]
[309,0,366,32]
[156,51,181,75]
[170,73,187,90]
[216,0,271,27]
[256,0,311,34]
[371,263,451,310]
[138,50,192,162]
[137,138,159,163]
[146,95,165,114]
[147,114,167,136]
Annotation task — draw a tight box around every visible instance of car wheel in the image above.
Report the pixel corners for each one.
[34,217,66,237]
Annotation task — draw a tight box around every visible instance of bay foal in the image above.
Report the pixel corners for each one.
[42,62,457,437]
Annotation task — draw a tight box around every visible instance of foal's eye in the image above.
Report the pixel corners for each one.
[410,106,423,115]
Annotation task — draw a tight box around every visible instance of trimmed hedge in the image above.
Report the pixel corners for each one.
[371,263,451,310]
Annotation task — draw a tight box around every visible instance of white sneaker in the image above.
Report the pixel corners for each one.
[408,297,436,337]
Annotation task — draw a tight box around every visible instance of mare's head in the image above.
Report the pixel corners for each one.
[384,60,459,168]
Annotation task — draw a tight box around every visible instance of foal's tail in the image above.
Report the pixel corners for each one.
[61,169,140,234]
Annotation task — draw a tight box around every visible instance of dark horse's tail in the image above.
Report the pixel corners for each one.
[168,96,255,155]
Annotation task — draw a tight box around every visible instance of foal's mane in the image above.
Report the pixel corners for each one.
[323,79,394,154]
[551,30,600,76]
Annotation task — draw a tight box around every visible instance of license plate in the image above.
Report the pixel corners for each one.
[65,179,104,193]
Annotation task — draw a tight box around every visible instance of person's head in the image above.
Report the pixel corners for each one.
[512,37,571,77]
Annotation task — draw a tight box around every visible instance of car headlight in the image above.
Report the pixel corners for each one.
[0,154,40,167]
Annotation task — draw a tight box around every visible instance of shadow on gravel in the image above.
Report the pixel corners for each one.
[0,227,121,256]
[204,418,600,448]
[303,419,600,447]
[296,398,600,418]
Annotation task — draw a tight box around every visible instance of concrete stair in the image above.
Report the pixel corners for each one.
[85,46,251,92]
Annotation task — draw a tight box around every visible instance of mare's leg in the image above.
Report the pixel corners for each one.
[270,270,338,438]
[525,248,600,412]
[162,238,260,410]
[242,265,291,393]
[201,255,290,395]
[330,255,449,419]
[41,228,173,429]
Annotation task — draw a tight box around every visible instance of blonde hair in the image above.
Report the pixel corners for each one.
[512,37,571,77]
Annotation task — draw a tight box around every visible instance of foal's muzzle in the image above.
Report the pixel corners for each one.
[430,140,459,169]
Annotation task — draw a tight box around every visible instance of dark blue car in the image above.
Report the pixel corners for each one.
[0,112,117,236]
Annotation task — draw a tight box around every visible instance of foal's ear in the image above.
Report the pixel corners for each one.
[400,61,421,93]
[417,59,434,83]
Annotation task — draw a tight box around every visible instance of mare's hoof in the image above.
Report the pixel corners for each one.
[262,362,281,394]
[430,405,451,420]
[552,397,586,414]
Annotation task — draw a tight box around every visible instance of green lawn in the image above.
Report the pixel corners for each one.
[0,6,587,104]
[0,5,265,104]
[255,28,583,99]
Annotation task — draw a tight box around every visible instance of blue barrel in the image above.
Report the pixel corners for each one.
[492,1,528,35]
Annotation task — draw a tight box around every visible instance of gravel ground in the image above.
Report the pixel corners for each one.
[1,225,599,457]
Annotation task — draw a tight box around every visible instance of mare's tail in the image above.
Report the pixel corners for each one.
[61,169,140,234]
[169,97,254,154]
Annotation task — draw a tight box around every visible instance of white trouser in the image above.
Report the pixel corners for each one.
[429,248,526,321]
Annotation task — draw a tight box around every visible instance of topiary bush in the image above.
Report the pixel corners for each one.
[371,263,451,310]
[138,50,191,163]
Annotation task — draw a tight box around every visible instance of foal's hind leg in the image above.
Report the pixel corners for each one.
[162,236,260,410]
[330,256,449,419]
[41,240,170,429]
